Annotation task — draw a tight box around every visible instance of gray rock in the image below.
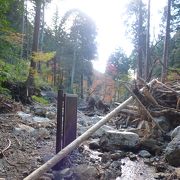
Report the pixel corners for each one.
[154,116,170,132]
[34,107,47,117]
[14,124,35,135]
[110,151,126,160]
[138,150,151,158]
[100,130,140,151]
[17,111,32,121]
[171,126,180,139]
[165,135,180,167]
[13,124,49,139]
[32,116,50,123]
[110,160,122,169]
[91,125,115,138]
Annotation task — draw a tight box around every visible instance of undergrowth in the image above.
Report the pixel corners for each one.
[32,95,49,105]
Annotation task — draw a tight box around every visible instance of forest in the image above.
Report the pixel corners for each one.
[0,0,179,101]
[0,0,180,179]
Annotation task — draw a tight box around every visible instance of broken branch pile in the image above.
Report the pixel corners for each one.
[114,79,180,135]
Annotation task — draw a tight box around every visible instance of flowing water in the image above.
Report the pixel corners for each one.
[117,157,155,180]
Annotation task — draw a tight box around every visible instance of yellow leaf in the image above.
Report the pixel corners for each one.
[32,51,56,62]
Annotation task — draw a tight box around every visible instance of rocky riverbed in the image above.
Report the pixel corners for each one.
[0,101,180,180]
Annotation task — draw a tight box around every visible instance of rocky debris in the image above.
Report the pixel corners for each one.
[77,110,115,137]
[31,105,56,119]
[101,152,111,163]
[17,111,32,121]
[32,116,50,123]
[101,160,122,180]
[99,130,140,151]
[37,128,50,139]
[138,150,151,158]
[155,163,167,173]
[110,151,126,160]
[1,79,180,179]
[14,123,36,134]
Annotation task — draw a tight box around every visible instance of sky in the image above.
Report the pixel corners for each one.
[44,0,167,73]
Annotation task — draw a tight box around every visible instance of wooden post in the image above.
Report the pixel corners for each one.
[53,90,63,170]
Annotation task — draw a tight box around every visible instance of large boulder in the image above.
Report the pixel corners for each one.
[99,130,140,151]
[165,127,180,167]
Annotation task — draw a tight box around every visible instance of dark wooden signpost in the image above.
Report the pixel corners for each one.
[54,90,77,170]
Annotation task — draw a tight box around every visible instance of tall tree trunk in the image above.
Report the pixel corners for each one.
[145,0,151,81]
[26,0,42,97]
[161,0,171,82]
[38,1,45,73]
[137,0,143,79]
[24,0,28,60]
[70,48,76,93]
[53,56,57,86]
[20,0,25,59]
[80,73,83,99]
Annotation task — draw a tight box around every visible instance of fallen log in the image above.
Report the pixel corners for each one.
[124,84,165,133]
[24,79,157,180]
[118,109,139,117]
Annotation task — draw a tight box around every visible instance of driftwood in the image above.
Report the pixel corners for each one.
[24,79,157,180]
[142,86,159,106]
[156,80,180,96]
[0,138,11,156]
[118,109,139,117]
[0,138,16,166]
[124,84,165,133]
[114,102,138,111]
